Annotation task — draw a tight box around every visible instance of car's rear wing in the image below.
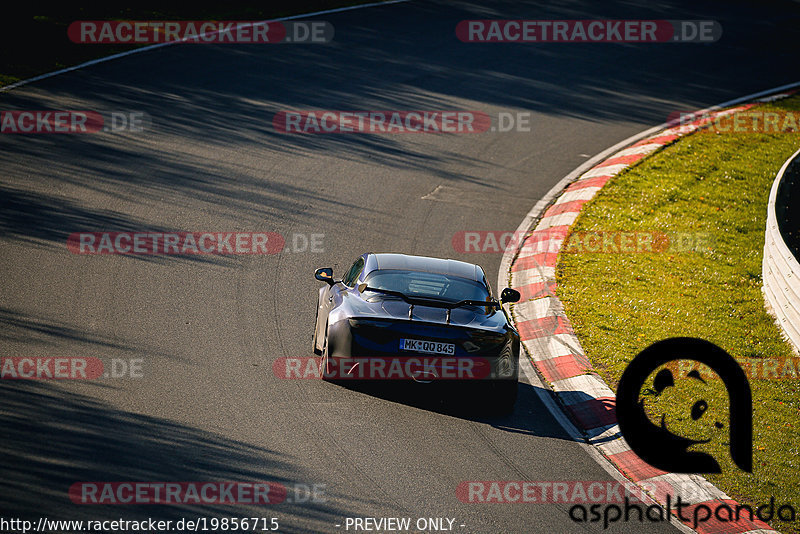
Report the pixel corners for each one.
[358,283,499,322]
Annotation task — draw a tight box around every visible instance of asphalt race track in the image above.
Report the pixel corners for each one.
[2,1,799,532]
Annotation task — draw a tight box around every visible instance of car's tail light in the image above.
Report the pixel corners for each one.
[466,330,506,351]
[349,318,392,328]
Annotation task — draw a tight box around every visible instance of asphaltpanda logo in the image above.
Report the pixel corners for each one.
[616,337,752,473]
[568,338,765,530]
[577,339,799,530]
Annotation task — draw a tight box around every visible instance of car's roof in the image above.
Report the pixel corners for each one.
[365,253,483,282]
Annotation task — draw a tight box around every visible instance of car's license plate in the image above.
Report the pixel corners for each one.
[400,339,455,355]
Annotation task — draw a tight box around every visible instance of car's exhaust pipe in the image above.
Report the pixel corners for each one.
[411,370,438,383]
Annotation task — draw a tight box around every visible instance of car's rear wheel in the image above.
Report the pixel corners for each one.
[312,304,322,355]
[321,324,339,383]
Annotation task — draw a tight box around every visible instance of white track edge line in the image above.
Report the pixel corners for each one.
[517,357,696,534]
[0,0,411,93]
[500,81,800,534]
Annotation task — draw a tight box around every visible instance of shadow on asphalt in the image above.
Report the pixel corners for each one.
[1,0,799,256]
[0,380,369,527]
[330,379,586,442]
[0,306,183,363]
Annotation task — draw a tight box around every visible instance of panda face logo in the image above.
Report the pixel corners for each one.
[616,338,752,474]
[641,368,727,458]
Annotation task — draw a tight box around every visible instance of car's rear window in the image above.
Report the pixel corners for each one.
[365,269,490,302]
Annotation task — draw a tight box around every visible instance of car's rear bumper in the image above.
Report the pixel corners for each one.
[326,318,519,381]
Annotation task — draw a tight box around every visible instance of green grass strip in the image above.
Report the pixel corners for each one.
[558,95,800,533]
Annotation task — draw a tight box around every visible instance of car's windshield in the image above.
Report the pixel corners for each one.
[364,269,490,302]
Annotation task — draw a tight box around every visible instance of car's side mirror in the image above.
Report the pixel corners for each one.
[315,267,335,286]
[500,288,521,303]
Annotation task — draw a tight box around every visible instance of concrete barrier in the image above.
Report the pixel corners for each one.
[763,147,800,354]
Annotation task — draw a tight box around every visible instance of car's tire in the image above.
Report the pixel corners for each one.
[321,325,328,368]
[321,324,340,384]
[491,380,518,414]
[312,304,322,355]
